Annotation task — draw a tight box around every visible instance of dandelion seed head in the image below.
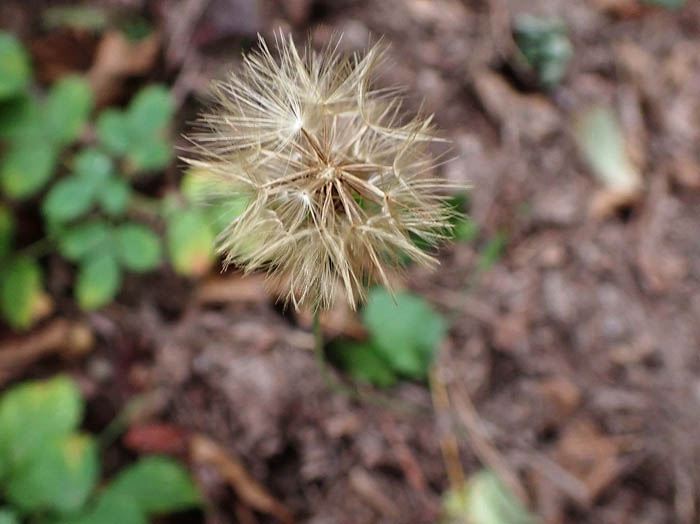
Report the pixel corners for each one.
[185,32,456,310]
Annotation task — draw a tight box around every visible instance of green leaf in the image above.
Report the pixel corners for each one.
[96,109,131,155]
[0,205,14,258]
[42,175,98,223]
[0,376,82,477]
[71,491,146,524]
[114,223,161,272]
[57,220,111,261]
[0,141,56,199]
[442,470,536,524]
[127,138,172,172]
[44,76,93,145]
[97,177,131,216]
[75,252,121,310]
[642,0,686,7]
[0,32,31,100]
[331,341,397,388]
[362,288,446,380]
[0,256,41,330]
[574,105,642,195]
[127,85,174,138]
[107,456,201,515]
[73,148,114,181]
[5,434,98,514]
[166,209,215,276]
[513,14,573,88]
[0,508,18,524]
[0,96,40,141]
[42,6,109,32]
[477,232,507,273]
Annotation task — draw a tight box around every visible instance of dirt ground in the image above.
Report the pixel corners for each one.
[2,0,700,523]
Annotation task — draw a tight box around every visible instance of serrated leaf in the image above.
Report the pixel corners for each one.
[5,433,98,514]
[362,288,446,380]
[127,138,172,172]
[114,223,161,272]
[0,32,31,100]
[166,209,215,276]
[44,76,93,145]
[0,376,82,478]
[42,175,98,223]
[107,456,201,515]
[0,256,41,330]
[75,252,120,310]
[442,470,535,524]
[57,221,111,261]
[0,205,14,258]
[73,148,114,181]
[70,491,146,524]
[331,341,397,388]
[127,85,173,138]
[0,508,18,524]
[0,141,56,199]
[96,109,130,155]
[0,96,40,141]
[97,177,131,216]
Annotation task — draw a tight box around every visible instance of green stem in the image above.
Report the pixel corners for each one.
[313,309,353,396]
[312,309,427,415]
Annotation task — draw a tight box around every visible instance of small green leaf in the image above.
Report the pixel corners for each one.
[107,457,201,515]
[331,341,397,388]
[642,0,686,7]
[42,175,98,223]
[73,148,114,181]
[127,85,174,138]
[127,138,172,172]
[75,252,121,310]
[166,209,215,276]
[442,470,536,524]
[0,508,18,524]
[71,491,146,524]
[96,109,130,155]
[42,5,109,32]
[114,223,161,272]
[97,177,131,216]
[362,289,446,380]
[0,376,82,477]
[0,256,41,330]
[44,76,93,145]
[477,232,507,272]
[57,220,110,261]
[0,205,14,258]
[0,32,31,100]
[0,141,56,199]
[0,96,40,141]
[5,434,98,515]
[574,105,642,195]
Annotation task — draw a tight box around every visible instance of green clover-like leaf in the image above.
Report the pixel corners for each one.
[75,252,121,310]
[114,223,161,272]
[0,256,42,330]
[0,32,31,100]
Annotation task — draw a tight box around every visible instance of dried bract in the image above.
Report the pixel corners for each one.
[185,34,455,310]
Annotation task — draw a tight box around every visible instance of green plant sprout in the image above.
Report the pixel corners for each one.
[0,30,235,331]
[0,376,200,524]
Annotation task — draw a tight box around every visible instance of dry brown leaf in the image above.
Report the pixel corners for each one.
[88,30,161,106]
[0,319,94,385]
[190,434,295,524]
[555,417,622,502]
